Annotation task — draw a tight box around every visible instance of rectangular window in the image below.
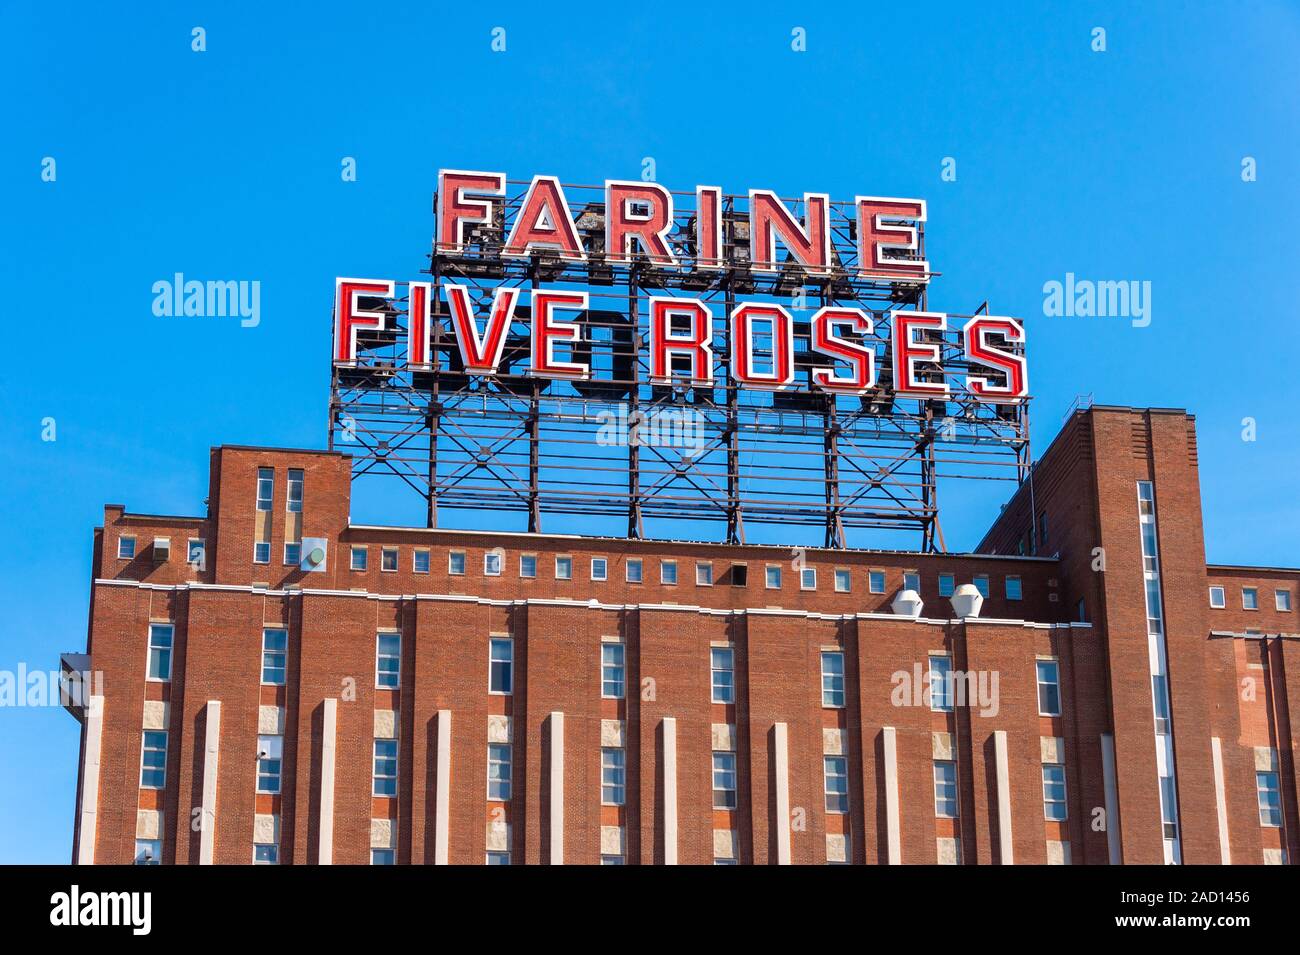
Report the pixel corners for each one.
[1152,675,1171,734]
[696,562,713,586]
[373,739,398,796]
[660,559,677,584]
[140,730,168,788]
[350,546,367,571]
[601,854,625,865]
[486,851,510,866]
[972,575,990,598]
[555,556,572,580]
[256,467,273,511]
[254,542,270,564]
[868,570,885,594]
[933,760,957,818]
[281,542,299,566]
[1159,776,1179,840]
[929,654,953,711]
[1037,659,1061,716]
[519,554,537,578]
[1243,587,1258,610]
[371,849,395,865]
[626,558,643,583]
[488,743,512,801]
[903,571,921,593]
[1039,511,1049,548]
[484,551,502,576]
[147,623,173,681]
[821,651,845,707]
[938,573,955,597]
[376,633,400,689]
[1278,590,1293,612]
[262,628,287,685]
[839,569,855,593]
[711,647,735,703]
[256,735,283,794]
[601,643,626,699]
[1257,771,1281,827]
[118,536,136,559]
[381,547,398,572]
[1208,585,1225,608]
[489,638,513,694]
[1042,764,1067,821]
[286,469,303,513]
[413,550,430,574]
[824,755,848,813]
[591,557,608,581]
[801,568,817,590]
[601,748,626,805]
[253,844,278,865]
[1005,575,1022,601]
[729,564,747,586]
[135,839,161,865]
[187,539,205,569]
[712,751,737,809]
[449,551,466,575]
[765,565,782,589]
[1076,598,1087,623]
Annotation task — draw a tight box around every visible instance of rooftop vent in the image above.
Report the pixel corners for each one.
[890,589,924,618]
[950,583,984,619]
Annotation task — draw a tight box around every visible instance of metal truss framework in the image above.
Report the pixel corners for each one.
[328,181,1032,550]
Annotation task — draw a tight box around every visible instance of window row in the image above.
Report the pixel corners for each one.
[117,535,206,567]
[343,546,1025,599]
[1209,585,1292,612]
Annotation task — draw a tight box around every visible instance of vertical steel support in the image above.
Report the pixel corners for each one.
[627,273,643,539]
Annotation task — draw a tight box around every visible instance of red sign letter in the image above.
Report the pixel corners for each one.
[695,186,723,269]
[445,284,521,375]
[648,297,714,385]
[749,190,830,274]
[530,290,590,379]
[606,181,676,265]
[504,175,585,260]
[856,197,928,282]
[810,307,876,394]
[408,282,432,367]
[963,316,1028,401]
[437,170,505,250]
[334,277,395,363]
[891,311,949,398]
[730,303,795,389]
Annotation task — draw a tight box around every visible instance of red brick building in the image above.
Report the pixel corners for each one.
[63,405,1298,865]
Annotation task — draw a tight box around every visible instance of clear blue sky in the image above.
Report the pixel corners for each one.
[2,1,1297,863]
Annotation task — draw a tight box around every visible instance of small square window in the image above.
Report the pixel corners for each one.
[140,730,168,788]
[766,565,782,589]
[601,748,626,805]
[371,848,395,865]
[1005,575,1022,601]
[555,556,572,580]
[601,854,625,865]
[903,572,920,593]
[485,551,503,576]
[711,647,735,703]
[486,851,510,865]
[1243,587,1258,610]
[262,628,287,685]
[520,554,537,578]
[134,839,161,865]
[376,633,401,689]
[413,550,430,574]
[602,643,626,699]
[1208,586,1225,609]
[1277,590,1292,613]
[801,568,817,591]
[118,536,137,559]
[821,651,845,707]
[449,551,466,575]
[712,751,737,809]
[1037,659,1061,716]
[660,560,677,585]
[973,575,990,598]
[1042,764,1067,821]
[626,558,643,583]
[284,542,301,566]
[373,738,398,796]
[696,562,713,586]
[350,546,368,572]
[838,570,855,593]
[591,557,608,581]
[824,756,848,813]
[867,570,884,594]
[147,624,173,681]
[257,735,283,794]
[730,564,748,587]
[381,547,398,572]
[254,542,271,564]
[938,574,955,597]
[187,539,205,569]
[933,760,958,818]
[489,638,513,694]
[253,844,278,865]
[488,743,512,801]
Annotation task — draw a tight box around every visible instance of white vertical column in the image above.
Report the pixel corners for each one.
[662,717,678,865]
[319,697,337,865]
[199,700,222,865]
[1211,736,1231,865]
[1100,732,1122,865]
[882,725,901,864]
[774,722,791,865]
[76,695,105,865]
[434,709,451,865]
[994,730,1014,864]
[549,711,564,865]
